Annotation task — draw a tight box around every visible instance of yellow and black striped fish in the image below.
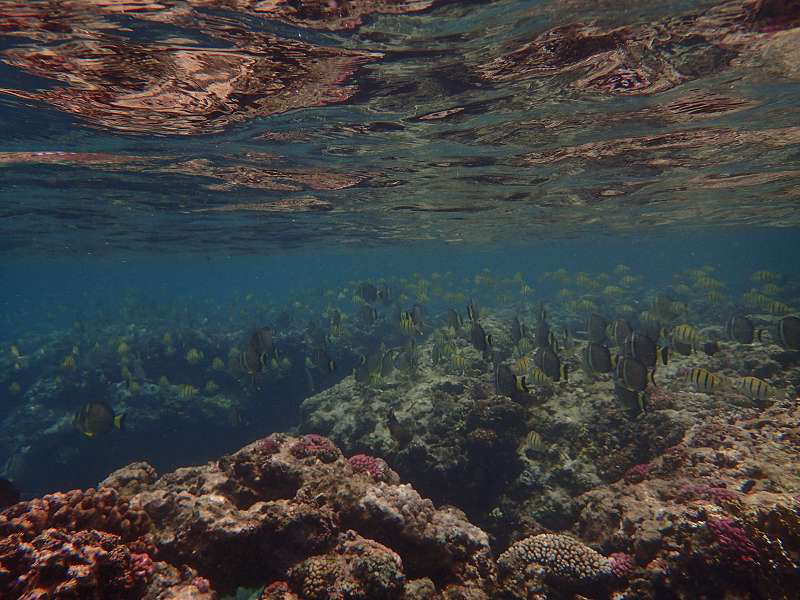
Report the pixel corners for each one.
[686,368,728,394]
[734,376,779,401]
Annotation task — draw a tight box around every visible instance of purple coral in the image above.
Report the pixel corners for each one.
[623,463,654,484]
[708,519,758,564]
[676,483,741,505]
[608,552,635,578]
[255,436,281,455]
[348,454,392,482]
[289,434,340,463]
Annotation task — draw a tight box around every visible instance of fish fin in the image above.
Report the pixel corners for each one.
[84,431,95,437]
[610,354,618,369]
[649,370,657,387]
[561,364,569,382]
[756,329,764,343]
[659,346,669,365]
[637,392,647,413]
[114,414,126,431]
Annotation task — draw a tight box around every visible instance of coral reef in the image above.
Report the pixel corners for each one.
[0,486,150,542]
[0,528,214,600]
[497,533,613,599]
[94,434,499,597]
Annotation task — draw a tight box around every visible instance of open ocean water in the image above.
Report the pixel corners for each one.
[1,1,799,599]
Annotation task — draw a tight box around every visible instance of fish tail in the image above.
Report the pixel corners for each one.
[114,414,126,430]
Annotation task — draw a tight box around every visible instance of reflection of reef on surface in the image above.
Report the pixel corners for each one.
[476,0,800,95]
[0,2,383,135]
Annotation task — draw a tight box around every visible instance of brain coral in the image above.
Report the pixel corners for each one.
[498,533,612,598]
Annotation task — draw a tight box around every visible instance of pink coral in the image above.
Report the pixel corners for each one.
[348,454,392,482]
[289,434,340,463]
[255,436,281,455]
[0,487,151,542]
[609,552,635,578]
[0,528,153,599]
[623,463,655,484]
[708,519,758,564]
[676,483,741,505]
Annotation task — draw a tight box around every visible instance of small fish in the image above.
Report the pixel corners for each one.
[309,348,336,374]
[607,319,632,347]
[380,349,396,377]
[587,314,609,344]
[250,327,275,357]
[358,304,379,325]
[353,363,372,384]
[516,337,533,354]
[614,382,648,413]
[8,382,21,396]
[179,384,198,399]
[670,324,701,351]
[686,368,729,394]
[776,315,800,351]
[510,316,527,345]
[519,430,545,454]
[305,366,316,393]
[582,343,615,374]
[726,315,760,344]
[766,300,792,315]
[513,355,533,375]
[212,357,226,370]
[446,308,464,331]
[387,410,413,448]
[450,352,467,373]
[534,301,547,322]
[74,401,125,437]
[751,270,780,283]
[466,300,480,322]
[377,283,394,305]
[400,311,420,335]
[534,346,568,381]
[239,345,262,374]
[734,376,780,402]
[527,367,551,386]
[623,332,668,369]
[470,322,493,354]
[61,354,77,370]
[614,356,654,392]
[495,364,528,398]
[431,343,442,366]
[358,282,378,303]
[0,478,20,509]
[186,348,204,364]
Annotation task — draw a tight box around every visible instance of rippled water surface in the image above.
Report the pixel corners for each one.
[1,0,799,253]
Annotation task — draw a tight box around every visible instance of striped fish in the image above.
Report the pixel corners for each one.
[686,368,728,393]
[734,376,779,401]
